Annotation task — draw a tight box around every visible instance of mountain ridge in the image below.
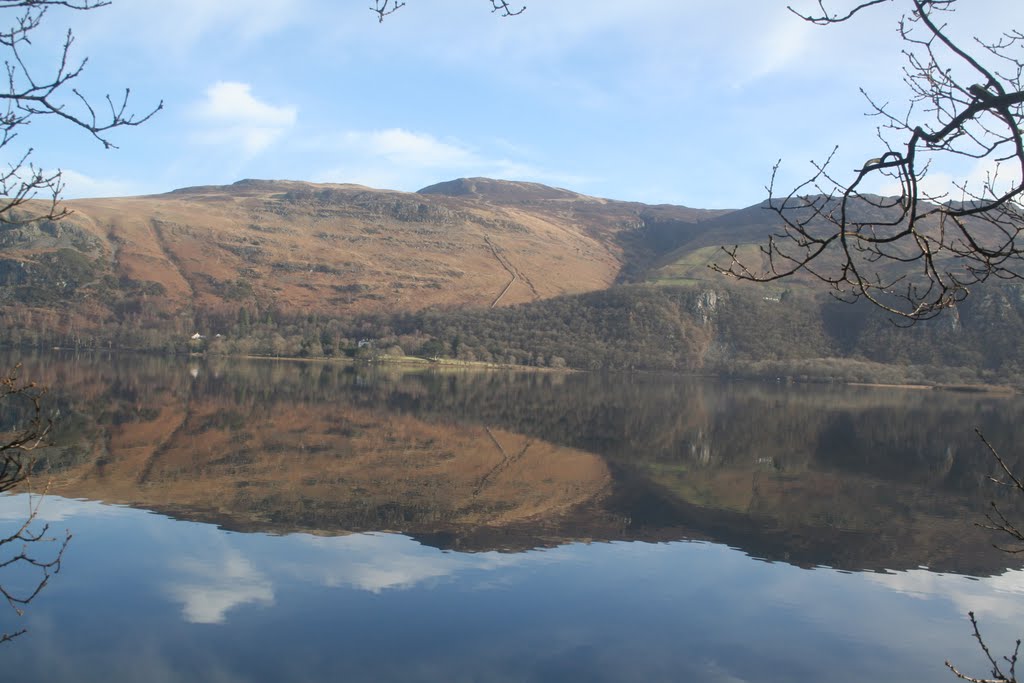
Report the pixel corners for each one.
[0,176,732,325]
[1,176,1022,385]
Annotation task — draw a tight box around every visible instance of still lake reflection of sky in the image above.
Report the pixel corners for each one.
[0,494,1021,683]
[0,354,1022,681]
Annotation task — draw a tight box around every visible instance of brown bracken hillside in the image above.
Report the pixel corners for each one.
[0,177,723,336]
[5,177,1024,385]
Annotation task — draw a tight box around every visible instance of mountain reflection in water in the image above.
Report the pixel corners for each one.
[9,350,1024,576]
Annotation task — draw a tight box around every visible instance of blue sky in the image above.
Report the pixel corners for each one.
[17,0,1023,208]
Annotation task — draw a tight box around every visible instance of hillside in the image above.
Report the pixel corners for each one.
[0,177,722,344]
[0,176,1022,384]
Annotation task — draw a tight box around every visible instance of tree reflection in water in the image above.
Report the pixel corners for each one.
[2,352,1024,680]
[0,366,70,644]
[947,431,1024,683]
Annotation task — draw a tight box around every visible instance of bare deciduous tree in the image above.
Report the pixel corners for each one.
[707,3,1024,678]
[714,0,1024,321]
[0,0,162,225]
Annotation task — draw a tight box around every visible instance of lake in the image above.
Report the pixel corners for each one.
[0,351,1022,682]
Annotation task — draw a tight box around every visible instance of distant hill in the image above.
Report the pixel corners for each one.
[0,178,720,334]
[0,177,1021,385]
[418,177,587,201]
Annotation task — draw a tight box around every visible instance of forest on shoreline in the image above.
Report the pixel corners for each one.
[5,282,1023,388]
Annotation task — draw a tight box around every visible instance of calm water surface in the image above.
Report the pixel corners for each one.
[0,352,1022,682]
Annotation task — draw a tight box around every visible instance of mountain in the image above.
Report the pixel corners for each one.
[0,177,722,335]
[0,177,1022,384]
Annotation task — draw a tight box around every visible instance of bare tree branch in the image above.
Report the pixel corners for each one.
[370,0,524,23]
[713,0,1024,321]
[0,1,162,224]
[0,365,69,644]
[944,431,1024,682]
[487,0,525,17]
[946,612,1020,683]
[0,487,71,645]
[975,429,1024,553]
[0,364,49,493]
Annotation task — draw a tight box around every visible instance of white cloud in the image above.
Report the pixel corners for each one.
[0,494,127,523]
[332,129,481,169]
[57,169,145,199]
[284,532,548,594]
[871,156,1024,203]
[867,568,1024,621]
[313,128,594,192]
[166,549,274,624]
[312,166,405,192]
[76,0,306,59]
[195,82,297,128]
[171,0,303,45]
[342,557,461,593]
[737,12,816,85]
[191,82,297,157]
[963,159,1024,201]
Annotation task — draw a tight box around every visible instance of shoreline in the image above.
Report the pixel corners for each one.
[19,347,1020,393]
[848,381,1016,394]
